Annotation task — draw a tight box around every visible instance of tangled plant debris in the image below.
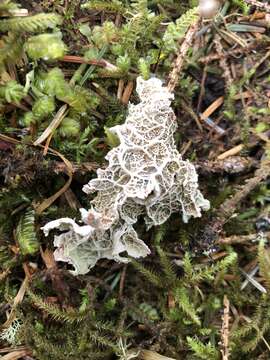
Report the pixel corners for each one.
[43,77,209,275]
[2,0,270,359]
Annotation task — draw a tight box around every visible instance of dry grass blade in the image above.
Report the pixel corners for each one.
[217,145,244,160]
[240,266,266,293]
[35,147,73,214]
[0,269,10,281]
[2,270,29,328]
[218,29,247,48]
[121,80,134,104]
[61,55,118,71]
[200,96,224,120]
[13,276,29,307]
[139,350,176,360]
[33,104,68,146]
[40,247,57,269]
[0,346,30,355]
[117,79,125,100]
[0,134,20,145]
[1,349,31,360]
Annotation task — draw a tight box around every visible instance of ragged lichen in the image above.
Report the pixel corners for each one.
[43,77,210,275]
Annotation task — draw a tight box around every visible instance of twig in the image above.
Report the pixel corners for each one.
[121,81,134,104]
[167,20,200,92]
[2,263,30,331]
[218,232,270,245]
[218,160,270,224]
[117,79,125,100]
[214,34,233,88]
[0,268,10,281]
[179,100,203,131]
[198,156,255,175]
[199,159,270,246]
[199,39,270,63]
[199,96,226,135]
[138,350,176,360]
[244,0,270,12]
[217,144,244,160]
[119,264,127,300]
[13,274,29,308]
[1,349,31,360]
[40,247,70,303]
[43,132,53,156]
[199,114,225,135]
[64,188,82,210]
[196,65,207,113]
[53,161,99,173]
[220,295,230,360]
[201,96,224,120]
[0,346,30,355]
[181,140,192,156]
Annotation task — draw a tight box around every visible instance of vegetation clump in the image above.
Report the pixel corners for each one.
[1,0,270,359]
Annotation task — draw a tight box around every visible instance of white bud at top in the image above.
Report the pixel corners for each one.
[199,0,220,18]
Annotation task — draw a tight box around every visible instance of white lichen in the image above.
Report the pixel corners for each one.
[42,77,210,275]
[0,319,22,345]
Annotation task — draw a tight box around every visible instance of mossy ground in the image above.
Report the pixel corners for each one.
[1,1,270,359]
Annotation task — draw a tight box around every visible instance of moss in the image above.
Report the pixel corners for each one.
[1,0,270,358]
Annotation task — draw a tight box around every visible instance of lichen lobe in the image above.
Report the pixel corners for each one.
[43,77,210,275]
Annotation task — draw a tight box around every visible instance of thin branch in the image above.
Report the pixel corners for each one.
[220,295,230,360]
[167,20,200,93]
[244,0,270,12]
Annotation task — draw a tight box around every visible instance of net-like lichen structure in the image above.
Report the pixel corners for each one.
[42,77,210,275]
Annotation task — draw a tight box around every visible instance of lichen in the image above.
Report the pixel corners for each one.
[0,319,22,345]
[42,77,210,275]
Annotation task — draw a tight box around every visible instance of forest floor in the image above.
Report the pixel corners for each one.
[1,0,270,359]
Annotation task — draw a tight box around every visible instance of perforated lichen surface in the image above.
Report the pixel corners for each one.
[43,77,210,275]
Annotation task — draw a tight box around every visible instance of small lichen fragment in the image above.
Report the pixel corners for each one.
[43,77,210,275]
[0,319,22,345]
[42,210,150,275]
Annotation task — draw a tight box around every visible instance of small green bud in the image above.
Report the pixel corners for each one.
[84,47,99,61]
[24,33,67,61]
[54,82,72,102]
[21,111,35,127]
[92,21,118,47]
[16,209,39,256]
[79,23,92,41]
[58,117,80,137]
[104,126,120,148]
[138,58,150,80]
[111,43,124,56]
[35,68,66,96]
[0,80,25,104]
[255,122,269,133]
[56,86,93,113]
[32,96,55,121]
[116,54,131,73]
